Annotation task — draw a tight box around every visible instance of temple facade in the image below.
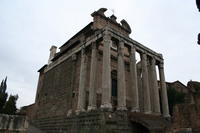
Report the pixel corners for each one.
[33,8,170,133]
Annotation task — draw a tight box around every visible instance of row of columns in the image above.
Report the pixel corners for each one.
[76,33,170,117]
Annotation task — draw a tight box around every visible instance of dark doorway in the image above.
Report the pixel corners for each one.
[112,79,117,97]
[111,70,117,110]
[131,122,150,133]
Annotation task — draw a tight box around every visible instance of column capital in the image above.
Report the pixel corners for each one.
[119,39,125,43]
[91,42,97,49]
[142,53,147,61]
[131,45,136,54]
[118,40,124,56]
[159,62,164,69]
[81,47,86,55]
[150,57,156,65]
[71,53,77,61]
[103,31,111,41]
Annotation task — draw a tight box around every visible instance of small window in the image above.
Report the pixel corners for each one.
[111,41,117,50]
[112,79,117,97]
[72,91,75,98]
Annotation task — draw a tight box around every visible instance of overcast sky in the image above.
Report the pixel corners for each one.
[0,0,199,108]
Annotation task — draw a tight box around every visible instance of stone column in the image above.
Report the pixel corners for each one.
[149,58,161,115]
[137,63,144,112]
[117,40,127,110]
[77,48,87,113]
[141,53,151,114]
[88,43,97,111]
[159,62,170,117]
[130,46,139,112]
[148,61,153,112]
[101,33,112,110]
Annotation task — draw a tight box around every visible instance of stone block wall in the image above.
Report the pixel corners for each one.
[0,114,28,133]
[34,57,76,118]
[32,111,133,133]
[171,104,200,133]
[31,111,169,133]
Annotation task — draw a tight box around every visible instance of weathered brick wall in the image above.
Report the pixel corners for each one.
[35,58,75,118]
[93,14,130,37]
[171,104,200,133]
[167,82,188,94]
[19,104,35,121]
[187,81,200,104]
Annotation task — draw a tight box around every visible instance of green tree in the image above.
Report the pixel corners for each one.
[0,77,8,112]
[167,87,185,115]
[3,95,18,115]
[0,77,18,115]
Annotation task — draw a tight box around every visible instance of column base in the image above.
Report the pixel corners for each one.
[100,103,112,111]
[131,107,140,112]
[87,106,97,111]
[117,106,127,111]
[75,108,86,115]
[152,112,161,116]
[163,113,171,118]
[67,109,72,117]
[144,111,152,114]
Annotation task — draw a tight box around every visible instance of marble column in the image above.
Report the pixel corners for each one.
[148,61,154,112]
[159,62,170,117]
[141,53,151,114]
[149,58,161,114]
[101,33,112,110]
[77,48,87,113]
[88,43,97,111]
[130,46,139,112]
[137,62,144,112]
[117,41,127,110]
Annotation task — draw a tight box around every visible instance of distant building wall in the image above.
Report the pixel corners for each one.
[187,81,200,104]
[19,104,35,121]
[171,104,200,133]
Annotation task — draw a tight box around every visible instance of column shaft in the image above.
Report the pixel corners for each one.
[88,43,97,111]
[101,33,112,109]
[141,53,151,114]
[77,48,87,112]
[117,41,127,110]
[150,58,161,114]
[130,46,139,112]
[148,62,154,112]
[159,62,170,117]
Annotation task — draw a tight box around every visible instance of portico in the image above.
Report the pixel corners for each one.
[75,28,170,118]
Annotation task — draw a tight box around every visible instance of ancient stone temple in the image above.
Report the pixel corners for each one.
[32,8,170,133]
